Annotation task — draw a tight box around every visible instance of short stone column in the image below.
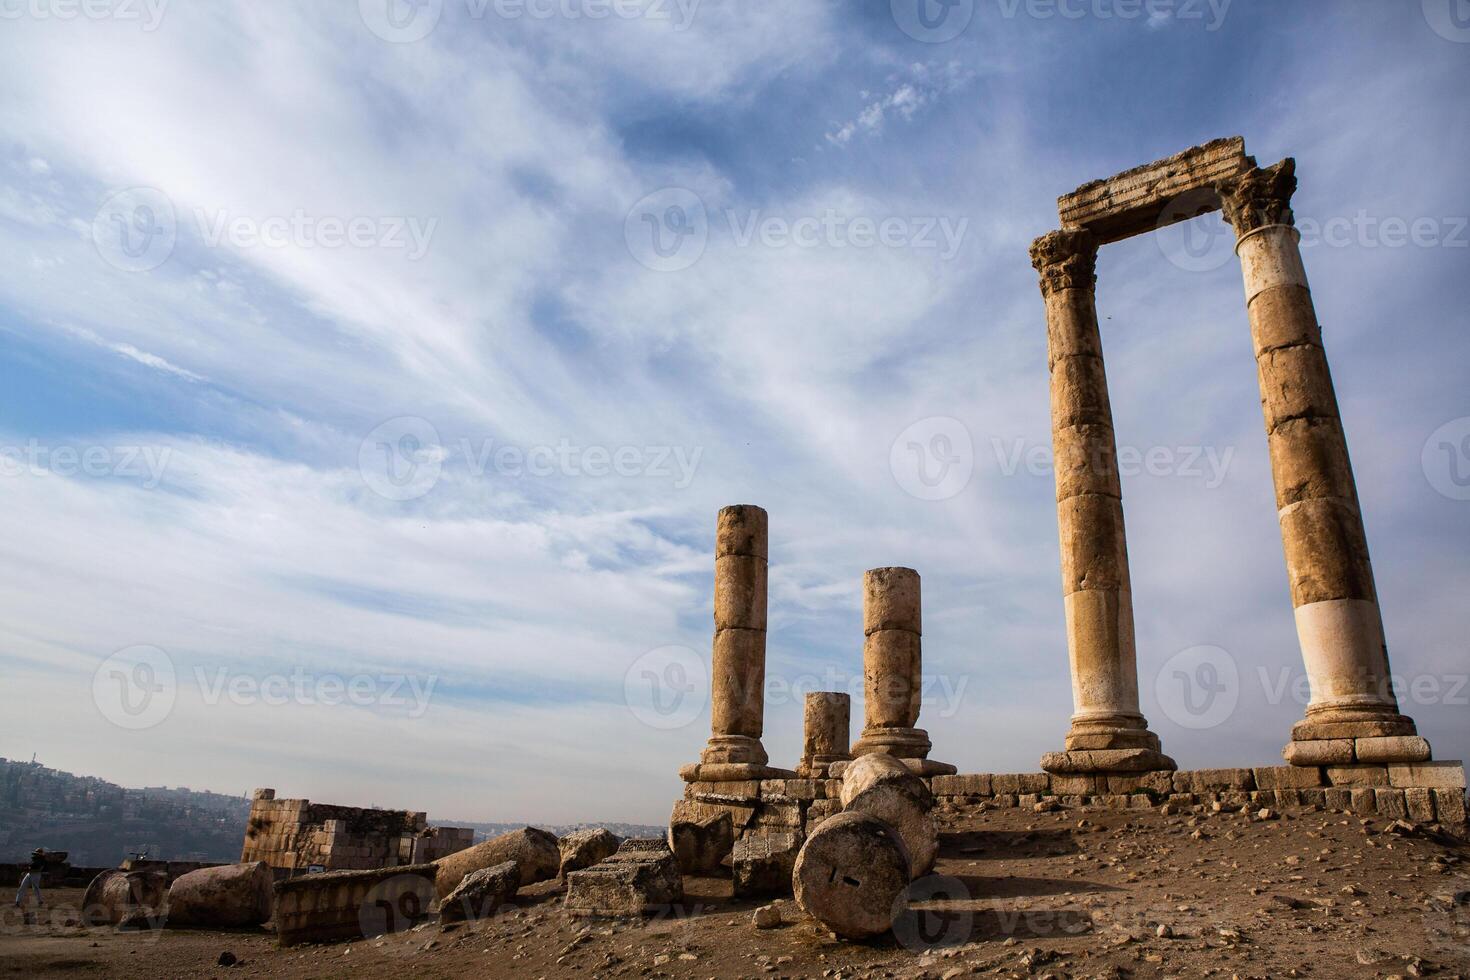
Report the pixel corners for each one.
[1030,229,1174,775]
[850,567,955,776]
[1218,161,1429,767]
[680,505,795,782]
[798,692,852,778]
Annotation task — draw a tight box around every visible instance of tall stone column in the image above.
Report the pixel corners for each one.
[681,505,795,782]
[1218,161,1430,767]
[1031,229,1174,775]
[798,692,852,778]
[851,567,955,776]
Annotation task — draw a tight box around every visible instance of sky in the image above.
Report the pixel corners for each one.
[0,0,1466,826]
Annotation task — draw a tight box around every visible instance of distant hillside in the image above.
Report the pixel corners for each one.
[0,757,665,865]
[0,757,250,865]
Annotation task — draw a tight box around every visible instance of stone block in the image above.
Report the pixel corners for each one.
[732,832,801,898]
[1283,739,1353,766]
[1175,769,1254,793]
[1356,736,1432,764]
[1324,788,1352,812]
[1127,794,1152,810]
[764,778,817,801]
[273,864,436,946]
[433,827,559,898]
[1387,762,1466,789]
[1299,788,1326,808]
[1349,788,1378,816]
[863,566,921,635]
[1326,765,1390,788]
[1403,787,1436,823]
[1373,789,1408,821]
[668,811,731,877]
[563,850,682,918]
[1253,766,1324,790]
[1051,774,1102,795]
[164,862,273,929]
[751,802,804,831]
[1432,789,1467,827]
[440,861,518,924]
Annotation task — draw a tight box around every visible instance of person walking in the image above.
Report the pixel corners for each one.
[14,849,45,908]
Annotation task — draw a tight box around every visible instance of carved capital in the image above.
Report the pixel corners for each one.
[1217,158,1297,237]
[1029,228,1098,296]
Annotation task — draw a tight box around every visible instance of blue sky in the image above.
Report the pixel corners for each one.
[0,1,1466,825]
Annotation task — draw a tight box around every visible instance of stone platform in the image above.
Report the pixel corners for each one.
[676,759,1466,844]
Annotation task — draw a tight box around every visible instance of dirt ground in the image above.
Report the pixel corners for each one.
[3,805,1468,979]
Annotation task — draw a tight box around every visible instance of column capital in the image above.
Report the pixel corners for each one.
[1029,228,1098,296]
[1217,158,1297,237]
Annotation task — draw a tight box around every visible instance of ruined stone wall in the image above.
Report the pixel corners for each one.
[240,789,472,872]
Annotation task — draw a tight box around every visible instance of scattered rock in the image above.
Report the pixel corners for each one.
[752,904,782,929]
[558,828,621,878]
[440,861,519,924]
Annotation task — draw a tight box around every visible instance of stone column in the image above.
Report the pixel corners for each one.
[850,567,955,776]
[799,692,852,778]
[681,505,795,782]
[1031,229,1175,775]
[1218,161,1429,767]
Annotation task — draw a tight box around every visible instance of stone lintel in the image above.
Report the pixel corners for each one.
[1057,136,1252,245]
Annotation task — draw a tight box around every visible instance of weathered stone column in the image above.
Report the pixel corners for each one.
[1031,229,1174,775]
[850,567,955,776]
[680,505,795,782]
[798,692,852,778]
[1218,161,1430,767]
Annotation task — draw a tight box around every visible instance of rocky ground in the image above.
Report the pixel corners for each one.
[3,804,1468,979]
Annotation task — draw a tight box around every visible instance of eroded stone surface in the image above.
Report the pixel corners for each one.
[793,811,910,940]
